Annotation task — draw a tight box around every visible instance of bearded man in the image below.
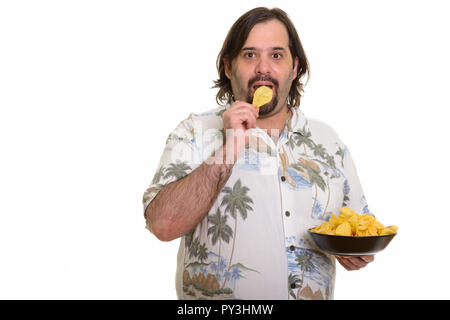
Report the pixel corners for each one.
[143,7,373,300]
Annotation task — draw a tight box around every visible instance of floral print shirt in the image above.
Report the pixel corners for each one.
[143,104,370,300]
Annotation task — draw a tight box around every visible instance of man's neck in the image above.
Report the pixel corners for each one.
[256,106,292,142]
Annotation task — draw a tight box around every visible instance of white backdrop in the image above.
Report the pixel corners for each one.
[1,0,449,299]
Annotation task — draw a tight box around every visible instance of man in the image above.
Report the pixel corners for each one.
[143,7,373,300]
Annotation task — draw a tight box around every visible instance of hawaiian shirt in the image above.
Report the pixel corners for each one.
[142,104,370,300]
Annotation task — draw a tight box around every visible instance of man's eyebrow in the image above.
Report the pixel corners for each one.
[241,46,287,51]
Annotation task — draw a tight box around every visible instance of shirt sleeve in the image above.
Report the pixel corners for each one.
[142,113,202,216]
[341,144,371,216]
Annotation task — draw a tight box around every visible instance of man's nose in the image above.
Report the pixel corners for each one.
[255,56,271,75]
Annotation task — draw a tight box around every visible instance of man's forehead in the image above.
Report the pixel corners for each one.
[242,19,290,50]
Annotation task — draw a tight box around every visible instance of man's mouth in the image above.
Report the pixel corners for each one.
[251,81,275,94]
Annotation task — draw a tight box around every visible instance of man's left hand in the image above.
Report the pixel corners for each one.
[335,255,374,271]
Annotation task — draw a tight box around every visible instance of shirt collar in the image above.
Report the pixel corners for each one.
[286,106,310,137]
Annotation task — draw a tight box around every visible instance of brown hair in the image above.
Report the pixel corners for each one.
[213,7,310,107]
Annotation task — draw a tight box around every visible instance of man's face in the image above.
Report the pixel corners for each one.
[225,19,299,117]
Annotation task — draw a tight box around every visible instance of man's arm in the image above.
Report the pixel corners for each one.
[145,100,258,242]
[145,147,233,242]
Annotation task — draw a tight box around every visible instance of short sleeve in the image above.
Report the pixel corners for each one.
[142,113,202,215]
[341,145,371,215]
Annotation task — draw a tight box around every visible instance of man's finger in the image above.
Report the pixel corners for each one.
[360,255,375,263]
[336,256,360,271]
[343,257,362,270]
[234,102,259,119]
[236,111,257,129]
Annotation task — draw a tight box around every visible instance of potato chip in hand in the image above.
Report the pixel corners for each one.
[252,86,273,108]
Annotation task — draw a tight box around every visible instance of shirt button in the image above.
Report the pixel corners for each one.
[291,283,296,289]
[281,176,286,182]
[285,211,290,217]
[290,245,295,251]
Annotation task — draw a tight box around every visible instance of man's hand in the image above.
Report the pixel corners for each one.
[335,255,374,271]
[222,100,259,131]
[221,100,259,162]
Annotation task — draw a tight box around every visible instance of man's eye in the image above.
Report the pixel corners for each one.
[244,52,255,58]
[272,53,282,59]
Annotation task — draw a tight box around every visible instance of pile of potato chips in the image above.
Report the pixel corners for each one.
[310,207,398,237]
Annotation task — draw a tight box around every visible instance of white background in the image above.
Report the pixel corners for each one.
[1,0,449,299]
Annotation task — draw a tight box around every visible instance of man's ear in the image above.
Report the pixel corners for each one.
[292,56,299,79]
[224,58,231,79]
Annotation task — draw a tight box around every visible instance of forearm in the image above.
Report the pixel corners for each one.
[145,147,234,241]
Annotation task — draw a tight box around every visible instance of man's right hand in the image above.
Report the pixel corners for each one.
[221,101,259,163]
[222,100,259,131]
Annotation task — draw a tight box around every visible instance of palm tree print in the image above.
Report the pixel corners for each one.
[323,171,331,216]
[184,228,195,265]
[188,237,200,259]
[286,134,297,150]
[292,160,326,216]
[335,144,345,168]
[288,273,302,299]
[311,143,327,158]
[166,133,193,145]
[295,251,314,298]
[163,161,192,180]
[207,207,233,277]
[290,129,345,219]
[293,125,314,155]
[220,179,254,289]
[289,127,348,219]
[324,153,336,171]
[197,243,208,274]
[230,267,243,287]
[308,169,326,216]
[342,179,350,207]
[151,166,165,185]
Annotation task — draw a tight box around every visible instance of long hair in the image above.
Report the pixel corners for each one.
[213,7,310,107]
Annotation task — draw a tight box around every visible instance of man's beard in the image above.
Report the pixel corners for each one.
[246,75,279,117]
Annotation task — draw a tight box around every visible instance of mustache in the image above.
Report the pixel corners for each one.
[248,75,279,88]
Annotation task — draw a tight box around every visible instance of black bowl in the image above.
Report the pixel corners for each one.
[308,229,396,256]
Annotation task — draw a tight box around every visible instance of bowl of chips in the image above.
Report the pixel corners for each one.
[308,207,398,256]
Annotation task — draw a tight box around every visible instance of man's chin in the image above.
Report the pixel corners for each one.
[245,94,277,116]
[258,101,277,117]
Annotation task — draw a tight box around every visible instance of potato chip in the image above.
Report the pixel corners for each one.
[379,228,394,236]
[356,229,368,237]
[329,214,339,228]
[310,207,398,237]
[374,220,384,231]
[348,213,360,234]
[379,225,398,236]
[340,207,355,219]
[389,225,398,233]
[314,222,331,234]
[252,86,273,108]
[335,221,352,236]
[368,226,378,236]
